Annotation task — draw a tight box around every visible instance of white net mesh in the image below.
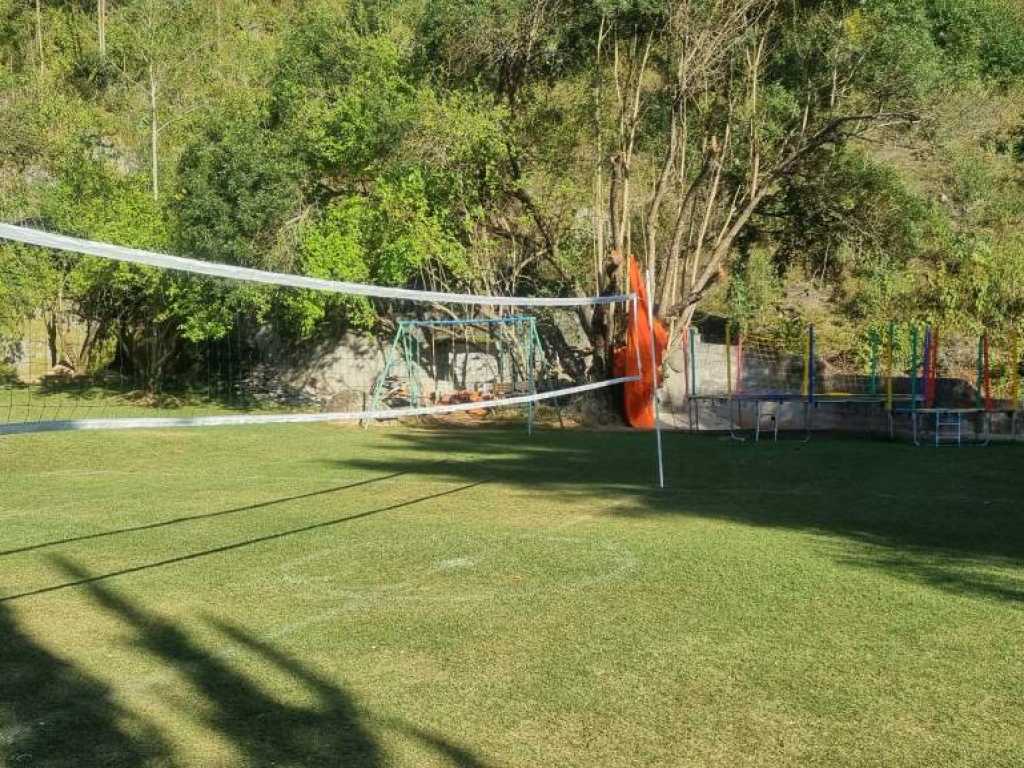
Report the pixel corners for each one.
[735,331,807,398]
[0,226,636,434]
[990,330,1023,406]
[814,328,883,400]
[689,323,807,399]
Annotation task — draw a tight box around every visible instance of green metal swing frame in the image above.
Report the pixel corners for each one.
[370,316,546,431]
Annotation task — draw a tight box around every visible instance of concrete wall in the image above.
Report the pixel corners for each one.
[250,329,532,412]
[3,314,90,383]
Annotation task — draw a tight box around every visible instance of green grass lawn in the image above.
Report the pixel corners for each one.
[0,381,294,425]
[1,425,1022,767]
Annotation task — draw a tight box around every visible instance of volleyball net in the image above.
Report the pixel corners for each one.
[0,224,639,435]
[917,325,1022,411]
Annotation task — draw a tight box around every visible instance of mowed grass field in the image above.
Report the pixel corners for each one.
[1,425,1022,767]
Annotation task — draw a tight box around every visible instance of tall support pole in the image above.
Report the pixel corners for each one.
[975,333,984,410]
[646,267,665,489]
[725,320,737,435]
[801,328,811,399]
[687,325,699,433]
[886,322,895,412]
[911,326,920,404]
[735,335,745,396]
[804,324,816,437]
[922,325,934,408]
[978,332,992,412]
[682,326,690,401]
[869,330,879,397]
[808,325,816,405]
[910,325,920,444]
[1012,333,1022,441]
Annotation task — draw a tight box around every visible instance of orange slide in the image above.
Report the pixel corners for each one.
[612,257,668,429]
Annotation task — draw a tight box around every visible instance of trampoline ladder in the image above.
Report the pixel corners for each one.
[934,411,962,447]
[755,400,779,442]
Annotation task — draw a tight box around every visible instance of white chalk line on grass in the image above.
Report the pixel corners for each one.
[57,538,638,712]
[9,457,643,718]
[4,463,624,747]
[108,506,639,704]
[9,472,482,718]
[257,461,641,608]
[263,518,640,607]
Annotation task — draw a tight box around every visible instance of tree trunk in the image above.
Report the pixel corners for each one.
[45,315,58,369]
[35,0,43,73]
[215,0,222,54]
[149,63,159,200]
[98,0,107,57]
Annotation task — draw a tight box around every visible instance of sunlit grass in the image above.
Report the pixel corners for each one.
[1,426,1022,767]
[0,379,300,423]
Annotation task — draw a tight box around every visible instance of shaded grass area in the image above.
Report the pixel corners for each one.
[0,425,1022,767]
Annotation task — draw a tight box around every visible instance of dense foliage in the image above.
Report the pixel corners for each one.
[3,0,1024,377]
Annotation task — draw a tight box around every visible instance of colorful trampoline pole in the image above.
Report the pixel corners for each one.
[886,322,895,412]
[808,325,816,404]
[982,333,993,412]
[801,327,811,399]
[910,325,919,414]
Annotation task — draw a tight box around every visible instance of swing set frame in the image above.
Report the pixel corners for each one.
[370,316,546,432]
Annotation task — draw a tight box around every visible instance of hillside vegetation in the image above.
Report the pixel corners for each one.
[3,0,1024,375]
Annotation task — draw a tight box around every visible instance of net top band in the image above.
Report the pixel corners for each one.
[0,224,633,308]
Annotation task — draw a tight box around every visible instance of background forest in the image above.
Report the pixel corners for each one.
[3,0,1024,382]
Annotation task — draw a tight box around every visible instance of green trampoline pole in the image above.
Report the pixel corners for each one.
[886,322,895,412]
[869,330,879,397]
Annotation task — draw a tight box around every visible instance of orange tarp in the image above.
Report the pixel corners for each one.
[612,257,668,429]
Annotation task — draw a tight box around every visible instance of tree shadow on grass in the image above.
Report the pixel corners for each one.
[334,427,1024,605]
[837,553,1024,604]
[51,555,380,767]
[2,481,484,603]
[42,556,494,768]
[0,601,171,767]
[0,471,409,558]
[208,619,494,768]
